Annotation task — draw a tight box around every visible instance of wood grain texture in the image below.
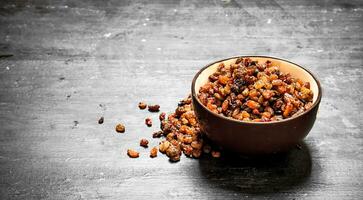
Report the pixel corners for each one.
[0,0,362,199]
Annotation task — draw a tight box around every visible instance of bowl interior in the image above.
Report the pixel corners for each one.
[194,56,320,104]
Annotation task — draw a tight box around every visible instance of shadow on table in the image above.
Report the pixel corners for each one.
[197,142,313,194]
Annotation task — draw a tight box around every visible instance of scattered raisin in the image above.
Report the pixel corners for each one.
[148,104,160,112]
[127,149,139,158]
[192,149,202,158]
[145,118,152,127]
[159,112,166,121]
[235,57,243,64]
[98,117,104,124]
[151,95,215,161]
[138,102,147,109]
[115,123,125,133]
[182,144,193,157]
[159,141,170,153]
[152,130,163,138]
[191,141,203,150]
[150,147,158,158]
[211,150,221,158]
[218,75,229,85]
[140,138,149,148]
[166,144,181,162]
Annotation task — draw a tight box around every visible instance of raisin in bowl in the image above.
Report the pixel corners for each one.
[191,56,322,154]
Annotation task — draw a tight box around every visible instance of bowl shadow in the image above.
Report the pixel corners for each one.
[197,142,313,194]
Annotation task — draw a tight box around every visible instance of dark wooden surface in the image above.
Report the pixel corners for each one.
[1,0,363,199]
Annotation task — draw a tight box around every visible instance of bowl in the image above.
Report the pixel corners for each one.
[191,56,322,154]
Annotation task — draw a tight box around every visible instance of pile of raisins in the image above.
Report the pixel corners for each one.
[198,58,314,122]
[158,95,220,161]
[123,98,220,162]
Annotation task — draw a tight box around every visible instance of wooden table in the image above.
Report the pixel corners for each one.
[1,0,362,199]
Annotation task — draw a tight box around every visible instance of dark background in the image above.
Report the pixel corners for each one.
[1,0,362,199]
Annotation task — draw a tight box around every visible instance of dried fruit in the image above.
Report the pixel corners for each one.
[152,130,163,138]
[191,141,203,150]
[211,150,221,158]
[127,149,139,158]
[166,144,181,162]
[182,144,193,157]
[183,135,193,144]
[145,118,152,127]
[218,75,229,85]
[197,58,313,122]
[159,112,166,121]
[246,100,260,110]
[159,141,170,153]
[148,104,160,112]
[115,123,125,133]
[283,102,294,118]
[149,95,225,162]
[192,149,202,158]
[98,117,104,124]
[150,147,158,158]
[140,138,149,148]
[152,95,219,161]
[222,99,229,112]
[138,102,147,109]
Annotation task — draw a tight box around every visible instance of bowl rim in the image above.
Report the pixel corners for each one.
[191,55,322,124]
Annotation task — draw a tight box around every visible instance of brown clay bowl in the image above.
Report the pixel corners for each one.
[191,56,322,154]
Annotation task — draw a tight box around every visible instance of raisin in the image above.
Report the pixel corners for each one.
[191,141,203,150]
[183,135,193,144]
[257,63,266,71]
[283,102,294,118]
[273,99,283,110]
[303,82,310,89]
[244,58,252,67]
[266,60,272,67]
[192,149,202,158]
[152,131,163,138]
[98,117,104,124]
[166,145,181,162]
[235,57,243,64]
[159,141,170,153]
[261,112,272,119]
[252,109,260,115]
[138,102,147,109]
[277,85,287,94]
[127,149,139,158]
[159,112,166,121]
[115,123,125,133]
[211,151,221,158]
[218,75,229,85]
[140,138,149,148]
[148,104,160,112]
[145,118,152,127]
[150,147,158,158]
[209,74,219,81]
